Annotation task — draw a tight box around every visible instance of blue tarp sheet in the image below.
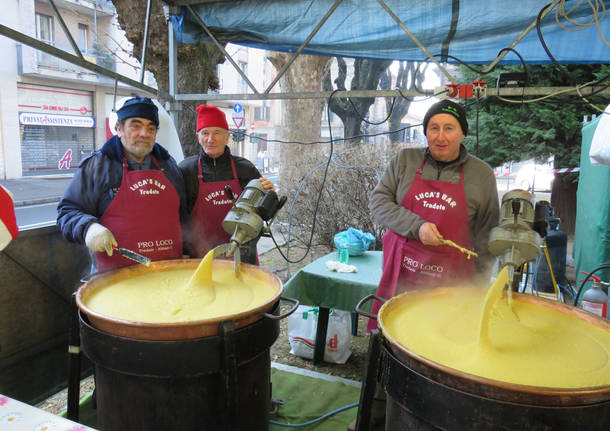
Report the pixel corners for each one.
[172,0,610,64]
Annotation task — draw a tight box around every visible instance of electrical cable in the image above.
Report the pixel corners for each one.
[495,79,602,104]
[349,96,397,126]
[474,95,480,156]
[269,402,359,428]
[535,0,610,111]
[268,90,340,264]
[493,47,528,104]
[266,99,421,266]
[572,263,610,306]
[536,2,573,83]
[555,0,610,48]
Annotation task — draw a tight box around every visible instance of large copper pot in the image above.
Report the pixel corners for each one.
[358,289,610,404]
[76,258,291,341]
[378,289,610,405]
[356,290,610,430]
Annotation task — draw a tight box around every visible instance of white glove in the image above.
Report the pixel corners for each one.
[85,223,117,256]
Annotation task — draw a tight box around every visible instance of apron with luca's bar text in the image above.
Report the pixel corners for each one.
[188,156,243,258]
[96,157,183,271]
[368,159,475,331]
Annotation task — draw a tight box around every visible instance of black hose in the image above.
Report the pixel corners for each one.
[573,264,610,306]
[565,279,577,297]
[269,402,359,428]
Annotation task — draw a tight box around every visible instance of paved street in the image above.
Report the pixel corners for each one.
[14,202,58,229]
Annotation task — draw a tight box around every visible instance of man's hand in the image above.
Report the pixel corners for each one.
[85,223,117,256]
[418,222,443,246]
[259,177,275,191]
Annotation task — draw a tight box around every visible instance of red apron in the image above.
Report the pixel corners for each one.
[367,159,475,331]
[188,156,242,258]
[95,157,183,271]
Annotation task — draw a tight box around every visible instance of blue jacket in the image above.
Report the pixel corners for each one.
[57,135,187,245]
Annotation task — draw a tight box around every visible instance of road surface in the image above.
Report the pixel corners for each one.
[15,202,58,229]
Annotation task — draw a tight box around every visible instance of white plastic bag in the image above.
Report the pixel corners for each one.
[590,106,610,166]
[287,305,352,364]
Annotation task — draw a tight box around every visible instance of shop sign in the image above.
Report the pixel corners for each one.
[17,83,93,116]
[19,112,95,128]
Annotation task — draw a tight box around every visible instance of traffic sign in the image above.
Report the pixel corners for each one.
[231,110,244,128]
[233,103,243,113]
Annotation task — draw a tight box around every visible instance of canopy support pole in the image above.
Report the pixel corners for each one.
[49,0,84,60]
[0,23,169,99]
[263,0,344,95]
[175,85,610,102]
[376,0,455,83]
[186,5,260,94]
[138,0,153,83]
[167,5,180,127]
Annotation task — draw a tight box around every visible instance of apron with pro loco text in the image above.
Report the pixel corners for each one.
[96,157,183,271]
[367,159,475,331]
[188,156,242,258]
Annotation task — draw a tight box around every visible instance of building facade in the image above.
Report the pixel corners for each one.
[1,0,147,179]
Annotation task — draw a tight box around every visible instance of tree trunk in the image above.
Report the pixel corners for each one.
[323,58,391,144]
[380,61,427,144]
[267,53,331,195]
[111,0,224,156]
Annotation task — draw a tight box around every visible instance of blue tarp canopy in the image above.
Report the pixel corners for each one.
[171,0,610,65]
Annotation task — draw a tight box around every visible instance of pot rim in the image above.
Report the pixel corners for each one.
[378,287,610,401]
[75,258,283,339]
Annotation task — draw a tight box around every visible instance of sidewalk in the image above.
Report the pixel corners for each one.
[0,176,72,207]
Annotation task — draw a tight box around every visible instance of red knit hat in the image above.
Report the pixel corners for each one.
[196,105,229,131]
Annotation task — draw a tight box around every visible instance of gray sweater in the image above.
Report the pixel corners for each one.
[369,145,499,275]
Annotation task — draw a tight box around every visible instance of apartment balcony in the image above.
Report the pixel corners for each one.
[19,38,117,82]
[53,0,115,17]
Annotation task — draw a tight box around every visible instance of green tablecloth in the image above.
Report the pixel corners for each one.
[283,251,382,312]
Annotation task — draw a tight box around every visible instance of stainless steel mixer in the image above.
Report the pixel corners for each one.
[212,179,286,271]
[488,189,547,290]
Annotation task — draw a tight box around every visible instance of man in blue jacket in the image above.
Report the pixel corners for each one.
[57,97,187,271]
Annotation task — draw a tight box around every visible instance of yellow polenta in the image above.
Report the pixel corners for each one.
[381,287,610,388]
[85,265,277,323]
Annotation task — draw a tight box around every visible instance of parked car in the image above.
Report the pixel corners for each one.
[515,163,555,192]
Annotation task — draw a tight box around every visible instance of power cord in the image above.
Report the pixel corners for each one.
[269,90,340,265]
[269,402,358,428]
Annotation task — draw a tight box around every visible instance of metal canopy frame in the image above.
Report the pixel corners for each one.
[163,0,608,103]
[1,0,609,110]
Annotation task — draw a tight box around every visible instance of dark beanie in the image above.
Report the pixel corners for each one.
[117,97,159,127]
[423,100,468,136]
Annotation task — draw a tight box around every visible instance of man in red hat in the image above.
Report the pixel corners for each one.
[179,105,274,263]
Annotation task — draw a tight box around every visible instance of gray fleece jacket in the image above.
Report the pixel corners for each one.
[369,145,499,275]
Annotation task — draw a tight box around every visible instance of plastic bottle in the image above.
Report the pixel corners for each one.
[338,232,349,264]
[581,272,608,319]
